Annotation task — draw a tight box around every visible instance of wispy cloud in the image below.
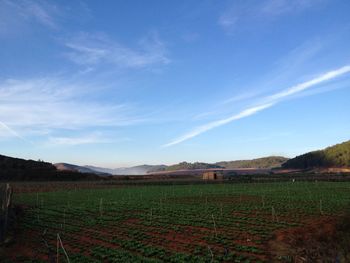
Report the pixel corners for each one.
[193,40,325,122]
[192,91,261,121]
[46,134,131,146]
[64,32,170,70]
[0,121,30,142]
[265,65,350,101]
[23,0,58,28]
[0,77,145,141]
[163,65,350,147]
[218,0,326,33]
[163,103,273,147]
[261,0,321,15]
[222,91,261,105]
[0,0,59,35]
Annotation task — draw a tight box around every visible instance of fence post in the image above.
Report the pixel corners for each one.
[0,184,13,243]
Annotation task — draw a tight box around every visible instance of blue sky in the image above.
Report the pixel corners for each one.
[1,0,350,167]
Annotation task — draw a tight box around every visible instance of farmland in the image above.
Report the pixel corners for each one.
[3,181,350,262]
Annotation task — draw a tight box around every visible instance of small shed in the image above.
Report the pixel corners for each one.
[202,171,224,180]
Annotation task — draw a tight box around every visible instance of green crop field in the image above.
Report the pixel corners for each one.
[5,181,350,262]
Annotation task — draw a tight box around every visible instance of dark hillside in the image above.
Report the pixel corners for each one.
[157,157,289,172]
[0,154,100,181]
[217,156,288,169]
[282,140,350,169]
[163,162,222,171]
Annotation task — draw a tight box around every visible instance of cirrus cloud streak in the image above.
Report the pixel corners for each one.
[163,65,350,147]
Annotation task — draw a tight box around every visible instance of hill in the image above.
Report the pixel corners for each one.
[0,155,55,178]
[162,162,222,171]
[161,157,288,171]
[282,140,350,169]
[216,156,289,169]
[85,164,167,175]
[54,163,108,175]
[0,155,101,181]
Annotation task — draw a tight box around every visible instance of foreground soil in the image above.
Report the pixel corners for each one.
[268,214,350,262]
[2,181,350,262]
[4,206,350,262]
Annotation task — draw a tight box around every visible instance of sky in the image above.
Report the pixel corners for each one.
[1,0,350,168]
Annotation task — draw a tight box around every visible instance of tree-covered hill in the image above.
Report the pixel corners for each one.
[0,154,101,181]
[159,157,288,172]
[282,140,350,169]
[216,156,288,169]
[163,162,222,171]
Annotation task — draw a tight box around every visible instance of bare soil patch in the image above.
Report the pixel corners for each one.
[268,215,350,262]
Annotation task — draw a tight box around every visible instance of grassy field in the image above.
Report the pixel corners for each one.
[4,181,350,262]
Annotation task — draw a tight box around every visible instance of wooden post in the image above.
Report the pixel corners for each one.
[56,235,59,263]
[0,184,13,243]
[319,199,323,215]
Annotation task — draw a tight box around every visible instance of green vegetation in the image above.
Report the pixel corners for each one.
[163,162,222,171]
[162,157,288,171]
[217,156,288,169]
[283,140,350,169]
[7,181,350,262]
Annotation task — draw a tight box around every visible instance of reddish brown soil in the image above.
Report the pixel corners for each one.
[6,192,349,262]
[168,194,260,205]
[124,217,141,224]
[12,183,125,194]
[267,215,350,262]
[156,228,209,249]
[79,234,119,249]
[3,229,49,261]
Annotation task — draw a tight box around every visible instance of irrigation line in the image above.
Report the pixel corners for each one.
[207,245,214,263]
[41,229,55,263]
[57,233,70,263]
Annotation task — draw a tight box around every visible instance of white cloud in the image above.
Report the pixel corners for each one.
[218,12,238,29]
[0,77,145,140]
[261,0,319,15]
[47,136,101,146]
[46,134,130,146]
[163,103,273,147]
[23,0,58,28]
[266,65,350,101]
[222,91,261,105]
[64,32,170,69]
[218,0,326,32]
[0,0,59,35]
[193,40,325,122]
[163,65,350,147]
[0,121,30,142]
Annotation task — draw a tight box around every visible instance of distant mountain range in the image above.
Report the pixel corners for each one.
[160,156,289,172]
[54,163,167,175]
[282,140,350,169]
[2,140,349,180]
[84,164,167,175]
[54,163,108,175]
[52,140,350,175]
[54,156,289,175]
